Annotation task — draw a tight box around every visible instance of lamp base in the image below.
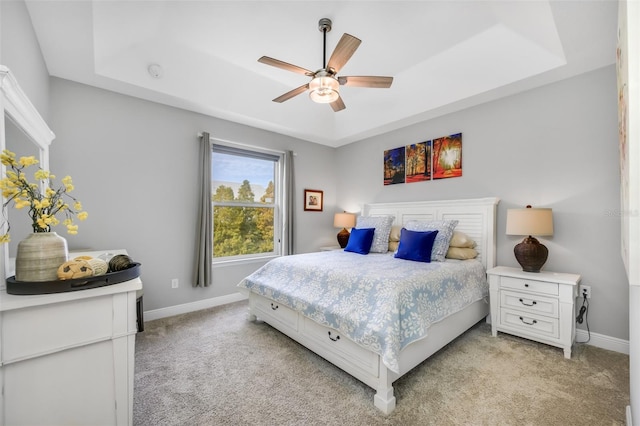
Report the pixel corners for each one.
[514,236,548,273]
[337,228,350,248]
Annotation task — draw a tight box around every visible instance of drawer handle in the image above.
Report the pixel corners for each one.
[524,283,530,288]
[519,316,537,326]
[518,298,537,306]
[270,303,278,311]
[328,331,340,342]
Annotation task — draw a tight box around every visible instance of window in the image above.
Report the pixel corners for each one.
[211,143,284,261]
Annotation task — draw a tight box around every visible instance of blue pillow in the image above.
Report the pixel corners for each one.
[394,228,439,263]
[344,228,375,255]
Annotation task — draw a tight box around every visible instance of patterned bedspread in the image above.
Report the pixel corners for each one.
[238,250,488,373]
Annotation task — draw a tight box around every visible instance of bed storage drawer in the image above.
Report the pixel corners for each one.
[303,318,379,377]
[253,297,298,332]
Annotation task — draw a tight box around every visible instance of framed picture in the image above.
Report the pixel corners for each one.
[406,141,431,183]
[383,146,406,185]
[433,132,463,179]
[304,189,323,211]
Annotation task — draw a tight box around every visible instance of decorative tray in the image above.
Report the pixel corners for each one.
[6,263,141,295]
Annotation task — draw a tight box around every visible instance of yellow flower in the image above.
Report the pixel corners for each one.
[0,150,17,166]
[62,176,74,192]
[14,199,30,209]
[34,169,50,181]
[18,156,39,167]
[0,153,87,240]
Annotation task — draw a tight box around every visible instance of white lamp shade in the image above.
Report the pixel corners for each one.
[506,208,553,236]
[334,212,355,229]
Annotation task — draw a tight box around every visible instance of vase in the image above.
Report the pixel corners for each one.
[15,232,69,282]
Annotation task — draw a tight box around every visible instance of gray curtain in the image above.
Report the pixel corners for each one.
[283,150,295,255]
[194,132,212,287]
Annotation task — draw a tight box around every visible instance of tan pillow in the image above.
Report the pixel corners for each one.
[388,225,402,242]
[449,231,476,248]
[446,247,478,260]
[388,241,400,252]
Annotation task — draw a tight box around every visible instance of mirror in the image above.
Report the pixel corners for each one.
[0,65,55,283]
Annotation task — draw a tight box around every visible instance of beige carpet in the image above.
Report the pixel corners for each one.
[134,301,629,425]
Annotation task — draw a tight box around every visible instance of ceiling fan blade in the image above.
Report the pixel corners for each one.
[272,84,309,103]
[330,96,346,112]
[326,34,361,74]
[258,56,314,76]
[338,76,393,88]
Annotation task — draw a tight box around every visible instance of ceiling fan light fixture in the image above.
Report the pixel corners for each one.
[309,72,339,104]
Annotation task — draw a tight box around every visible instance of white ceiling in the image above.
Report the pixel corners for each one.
[24,0,618,148]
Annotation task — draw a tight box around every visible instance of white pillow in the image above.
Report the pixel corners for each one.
[404,219,459,262]
[356,215,394,253]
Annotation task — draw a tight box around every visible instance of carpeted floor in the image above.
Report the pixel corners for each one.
[133,301,629,425]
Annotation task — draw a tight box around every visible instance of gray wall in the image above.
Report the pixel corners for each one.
[49,78,337,311]
[0,0,49,120]
[336,65,628,341]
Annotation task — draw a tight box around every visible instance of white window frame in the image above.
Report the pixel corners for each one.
[211,140,285,266]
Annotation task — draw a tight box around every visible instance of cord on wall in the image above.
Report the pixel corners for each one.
[575,293,590,344]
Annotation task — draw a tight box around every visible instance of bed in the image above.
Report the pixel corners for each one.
[238,197,499,414]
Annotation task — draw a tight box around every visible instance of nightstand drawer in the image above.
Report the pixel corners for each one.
[500,276,558,296]
[500,290,558,317]
[501,308,559,338]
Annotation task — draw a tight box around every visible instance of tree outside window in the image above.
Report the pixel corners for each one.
[211,145,282,260]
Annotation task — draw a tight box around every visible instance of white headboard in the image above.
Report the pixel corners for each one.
[363,197,500,270]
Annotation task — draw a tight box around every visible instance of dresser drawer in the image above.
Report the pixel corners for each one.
[500,308,559,339]
[303,317,379,377]
[2,294,124,363]
[500,276,558,296]
[500,290,559,318]
[253,297,299,332]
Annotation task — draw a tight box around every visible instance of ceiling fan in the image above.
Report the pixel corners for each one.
[258,18,393,112]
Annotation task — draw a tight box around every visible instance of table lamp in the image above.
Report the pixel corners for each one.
[506,205,553,273]
[334,212,356,248]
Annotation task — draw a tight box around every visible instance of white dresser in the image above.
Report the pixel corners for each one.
[0,250,142,425]
[487,266,580,358]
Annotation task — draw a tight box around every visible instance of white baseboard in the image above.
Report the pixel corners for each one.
[627,405,632,426]
[576,328,629,355]
[143,292,248,322]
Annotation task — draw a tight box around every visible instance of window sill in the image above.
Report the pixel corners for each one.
[212,254,279,268]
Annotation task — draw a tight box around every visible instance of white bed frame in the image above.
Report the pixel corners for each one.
[246,197,499,414]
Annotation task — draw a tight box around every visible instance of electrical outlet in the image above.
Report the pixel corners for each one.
[171,278,179,289]
[580,285,591,299]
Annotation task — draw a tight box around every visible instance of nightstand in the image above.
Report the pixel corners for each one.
[487,266,581,359]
